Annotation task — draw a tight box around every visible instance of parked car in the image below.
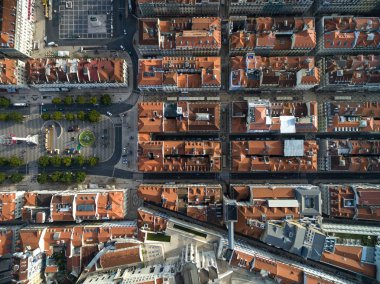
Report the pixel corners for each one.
[107,111,113,116]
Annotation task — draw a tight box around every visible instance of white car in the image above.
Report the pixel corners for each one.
[120,45,125,50]
[123,29,127,36]
[106,111,112,116]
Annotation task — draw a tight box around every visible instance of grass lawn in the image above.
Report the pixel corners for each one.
[146,233,171,242]
[173,224,207,238]
[79,130,95,147]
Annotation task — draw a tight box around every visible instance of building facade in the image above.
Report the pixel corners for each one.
[228,0,313,15]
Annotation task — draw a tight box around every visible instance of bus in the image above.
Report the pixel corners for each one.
[334,96,352,101]
[13,103,28,107]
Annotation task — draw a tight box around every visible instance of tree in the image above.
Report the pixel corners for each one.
[0,173,6,184]
[60,172,72,183]
[76,95,86,104]
[77,111,85,121]
[50,171,61,182]
[86,156,99,167]
[86,110,101,123]
[89,96,98,105]
[0,97,10,108]
[75,155,85,166]
[0,157,7,166]
[52,97,62,104]
[52,111,63,121]
[62,156,72,167]
[9,156,23,167]
[49,156,62,167]
[64,96,73,105]
[65,112,75,121]
[38,156,50,167]
[100,94,112,106]
[41,113,51,120]
[75,171,86,183]
[10,173,23,183]
[8,112,23,123]
[0,113,7,121]
[37,173,48,184]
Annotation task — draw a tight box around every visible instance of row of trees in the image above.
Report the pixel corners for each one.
[0,112,24,123]
[52,94,112,106]
[41,110,101,123]
[0,156,24,167]
[0,172,24,184]
[38,155,99,168]
[37,171,86,184]
[0,97,11,108]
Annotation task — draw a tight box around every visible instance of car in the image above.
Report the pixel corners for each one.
[107,111,113,116]
[58,107,64,111]
[120,45,125,50]
[123,29,127,35]
[122,159,128,164]
[42,108,48,112]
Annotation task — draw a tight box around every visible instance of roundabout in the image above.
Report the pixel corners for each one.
[79,130,96,147]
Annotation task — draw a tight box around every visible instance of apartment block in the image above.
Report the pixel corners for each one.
[230,54,319,91]
[138,184,223,224]
[19,222,137,277]
[138,57,221,92]
[138,17,221,56]
[314,0,380,15]
[320,101,380,133]
[319,139,380,172]
[13,249,45,284]
[22,189,128,223]
[229,17,316,56]
[0,59,27,91]
[319,55,380,91]
[137,0,220,17]
[0,0,35,58]
[228,0,313,15]
[231,184,321,239]
[138,140,221,172]
[317,16,380,55]
[0,226,22,257]
[26,58,128,90]
[231,140,318,172]
[137,208,168,232]
[0,191,24,222]
[138,101,220,133]
[320,183,380,221]
[231,99,318,134]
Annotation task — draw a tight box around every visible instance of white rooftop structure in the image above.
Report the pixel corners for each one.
[284,140,304,157]
[280,116,296,133]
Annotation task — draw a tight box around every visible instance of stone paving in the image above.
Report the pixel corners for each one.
[0,114,115,164]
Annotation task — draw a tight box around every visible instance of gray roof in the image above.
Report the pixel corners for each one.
[294,187,322,216]
[284,140,304,157]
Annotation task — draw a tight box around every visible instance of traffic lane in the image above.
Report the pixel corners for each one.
[40,103,133,115]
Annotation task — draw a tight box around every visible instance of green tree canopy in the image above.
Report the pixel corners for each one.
[50,171,61,182]
[75,171,86,183]
[10,173,23,183]
[77,111,86,121]
[65,112,76,121]
[52,97,62,104]
[38,156,50,167]
[60,172,73,183]
[100,94,112,106]
[0,173,6,184]
[89,97,98,105]
[64,96,73,105]
[86,110,101,123]
[86,156,99,167]
[8,112,24,123]
[41,113,51,120]
[76,95,86,104]
[75,155,85,166]
[49,156,62,167]
[37,173,48,184]
[52,111,63,121]
[62,156,72,167]
[9,156,23,167]
[0,97,10,108]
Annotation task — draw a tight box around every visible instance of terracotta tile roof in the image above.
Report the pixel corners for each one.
[231,100,318,133]
[0,0,17,48]
[229,17,316,51]
[322,139,380,172]
[322,183,380,221]
[99,246,142,269]
[323,16,380,50]
[0,59,19,85]
[0,192,18,221]
[139,17,221,50]
[138,102,220,133]
[0,228,14,256]
[137,209,167,232]
[321,245,376,278]
[323,101,380,133]
[138,57,221,90]
[231,140,318,172]
[186,206,208,222]
[230,54,319,90]
[138,140,221,172]
[26,58,127,84]
[325,55,380,87]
